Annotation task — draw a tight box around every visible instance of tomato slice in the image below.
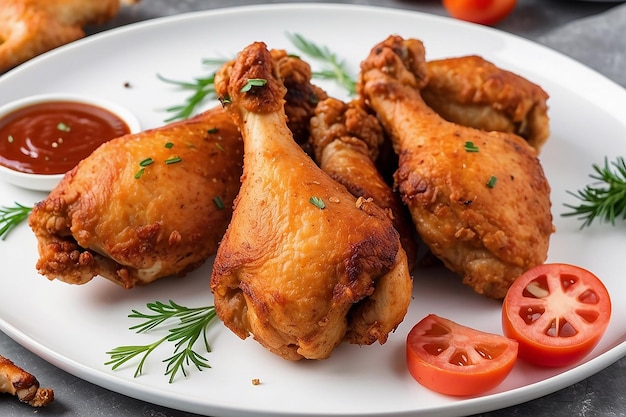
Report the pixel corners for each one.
[443,0,517,26]
[502,263,612,367]
[406,314,518,396]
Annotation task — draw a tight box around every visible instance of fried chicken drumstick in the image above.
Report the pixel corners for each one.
[358,36,554,298]
[0,0,139,73]
[309,97,418,268]
[29,107,243,288]
[210,42,412,360]
[0,354,53,407]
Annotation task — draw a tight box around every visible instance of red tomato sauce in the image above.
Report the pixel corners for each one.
[0,100,131,175]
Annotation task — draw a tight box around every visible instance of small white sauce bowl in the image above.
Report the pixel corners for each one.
[0,93,141,192]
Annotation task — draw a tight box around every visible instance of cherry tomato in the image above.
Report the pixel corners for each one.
[406,314,518,396]
[443,0,517,26]
[502,263,612,368]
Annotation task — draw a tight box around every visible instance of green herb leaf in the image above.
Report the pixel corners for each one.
[0,202,32,240]
[309,196,326,209]
[165,156,182,165]
[157,68,223,122]
[562,156,626,227]
[57,122,71,132]
[105,300,218,383]
[240,78,268,93]
[165,142,174,149]
[139,157,154,167]
[486,176,497,189]
[213,196,225,210]
[157,33,356,122]
[464,141,479,152]
[285,32,356,96]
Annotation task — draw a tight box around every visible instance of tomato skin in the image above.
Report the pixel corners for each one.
[443,0,517,26]
[502,263,612,368]
[406,314,518,396]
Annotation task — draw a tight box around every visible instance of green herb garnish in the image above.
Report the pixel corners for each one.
[285,32,356,96]
[563,156,626,227]
[309,196,326,209]
[158,34,356,122]
[135,158,154,179]
[240,78,268,93]
[0,202,32,240]
[165,156,182,165]
[139,158,154,167]
[165,142,174,149]
[106,300,218,383]
[157,58,226,122]
[57,122,71,132]
[213,196,225,210]
[464,141,479,152]
[218,95,231,106]
[486,176,497,189]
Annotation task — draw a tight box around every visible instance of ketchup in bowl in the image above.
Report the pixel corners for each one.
[0,94,140,191]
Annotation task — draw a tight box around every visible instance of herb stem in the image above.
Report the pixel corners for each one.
[157,70,221,122]
[562,156,626,227]
[157,33,356,122]
[0,202,32,240]
[106,300,218,383]
[285,32,356,96]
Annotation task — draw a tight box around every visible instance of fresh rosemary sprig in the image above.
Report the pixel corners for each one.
[105,300,218,383]
[157,58,227,122]
[0,202,32,240]
[285,32,357,96]
[158,34,356,121]
[562,156,626,227]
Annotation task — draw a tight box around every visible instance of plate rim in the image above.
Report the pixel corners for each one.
[1,3,625,417]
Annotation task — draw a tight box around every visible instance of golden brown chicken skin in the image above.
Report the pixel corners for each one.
[271,49,329,146]
[210,42,412,360]
[0,0,139,72]
[422,55,550,152]
[0,354,53,407]
[309,97,418,268]
[358,36,554,299]
[29,107,243,288]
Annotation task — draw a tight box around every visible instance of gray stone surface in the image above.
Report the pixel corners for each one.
[538,4,626,88]
[2,1,625,416]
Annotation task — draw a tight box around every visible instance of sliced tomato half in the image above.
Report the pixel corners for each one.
[502,263,612,367]
[406,314,518,396]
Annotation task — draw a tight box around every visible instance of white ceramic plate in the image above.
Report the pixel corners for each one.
[0,4,625,417]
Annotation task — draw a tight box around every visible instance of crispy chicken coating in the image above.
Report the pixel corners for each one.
[210,41,412,360]
[271,49,329,146]
[28,48,328,290]
[0,354,53,407]
[29,107,243,288]
[422,55,550,152]
[0,0,139,72]
[358,36,554,298]
[309,97,418,268]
